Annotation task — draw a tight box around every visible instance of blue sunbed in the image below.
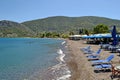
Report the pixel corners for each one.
[94,64,112,72]
[91,54,114,66]
[87,48,101,60]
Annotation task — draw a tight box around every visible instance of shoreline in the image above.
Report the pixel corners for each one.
[29,38,120,80]
[65,39,120,80]
[38,40,71,80]
[65,39,101,80]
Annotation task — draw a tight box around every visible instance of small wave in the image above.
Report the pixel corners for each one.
[57,49,65,63]
[57,49,63,55]
[47,63,71,80]
[55,49,71,80]
[61,41,66,45]
[38,48,71,80]
[57,74,71,80]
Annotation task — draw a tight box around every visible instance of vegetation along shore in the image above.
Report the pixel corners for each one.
[1,16,120,38]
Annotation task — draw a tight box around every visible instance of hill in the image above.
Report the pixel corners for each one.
[22,16,120,33]
[0,20,35,37]
[1,16,120,37]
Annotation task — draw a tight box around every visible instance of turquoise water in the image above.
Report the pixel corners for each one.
[0,38,63,80]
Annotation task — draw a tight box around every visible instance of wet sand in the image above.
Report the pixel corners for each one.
[66,39,120,80]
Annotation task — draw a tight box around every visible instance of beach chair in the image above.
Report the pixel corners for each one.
[102,44,111,50]
[87,48,101,60]
[83,47,94,54]
[84,49,94,54]
[81,46,91,52]
[87,55,100,60]
[91,54,114,66]
[87,48,101,57]
[81,46,94,54]
[94,63,112,72]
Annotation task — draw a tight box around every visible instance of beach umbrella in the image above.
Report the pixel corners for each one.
[102,34,112,38]
[82,35,88,39]
[94,34,102,38]
[88,35,95,38]
[111,25,118,46]
[82,35,94,39]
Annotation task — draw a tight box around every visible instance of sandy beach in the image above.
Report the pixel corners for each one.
[66,39,120,80]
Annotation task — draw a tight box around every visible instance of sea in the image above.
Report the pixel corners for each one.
[0,38,71,80]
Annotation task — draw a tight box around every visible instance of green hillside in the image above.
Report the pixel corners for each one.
[0,20,35,37]
[22,16,120,33]
[1,16,120,37]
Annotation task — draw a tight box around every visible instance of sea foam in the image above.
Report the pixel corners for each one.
[55,47,71,80]
[35,40,71,80]
[57,49,65,63]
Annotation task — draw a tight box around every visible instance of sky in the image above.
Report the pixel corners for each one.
[0,0,120,22]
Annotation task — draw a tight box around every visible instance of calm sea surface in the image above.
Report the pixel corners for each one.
[0,38,63,80]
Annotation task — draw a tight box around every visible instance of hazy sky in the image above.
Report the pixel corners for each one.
[0,0,120,22]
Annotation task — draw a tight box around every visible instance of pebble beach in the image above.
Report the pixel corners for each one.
[66,39,120,80]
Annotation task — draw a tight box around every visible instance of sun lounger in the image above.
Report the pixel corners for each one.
[101,44,111,50]
[85,48,101,55]
[94,63,112,71]
[91,54,114,66]
[87,48,101,56]
[84,49,94,54]
[87,48,101,60]
[87,55,100,60]
[81,46,94,54]
[81,46,91,52]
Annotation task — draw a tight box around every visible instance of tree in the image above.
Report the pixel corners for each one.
[79,29,84,34]
[84,29,89,35]
[93,24,109,34]
[69,31,74,35]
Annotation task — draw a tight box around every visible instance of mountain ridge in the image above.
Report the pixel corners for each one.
[0,20,35,37]
[22,16,120,33]
[1,16,120,37]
